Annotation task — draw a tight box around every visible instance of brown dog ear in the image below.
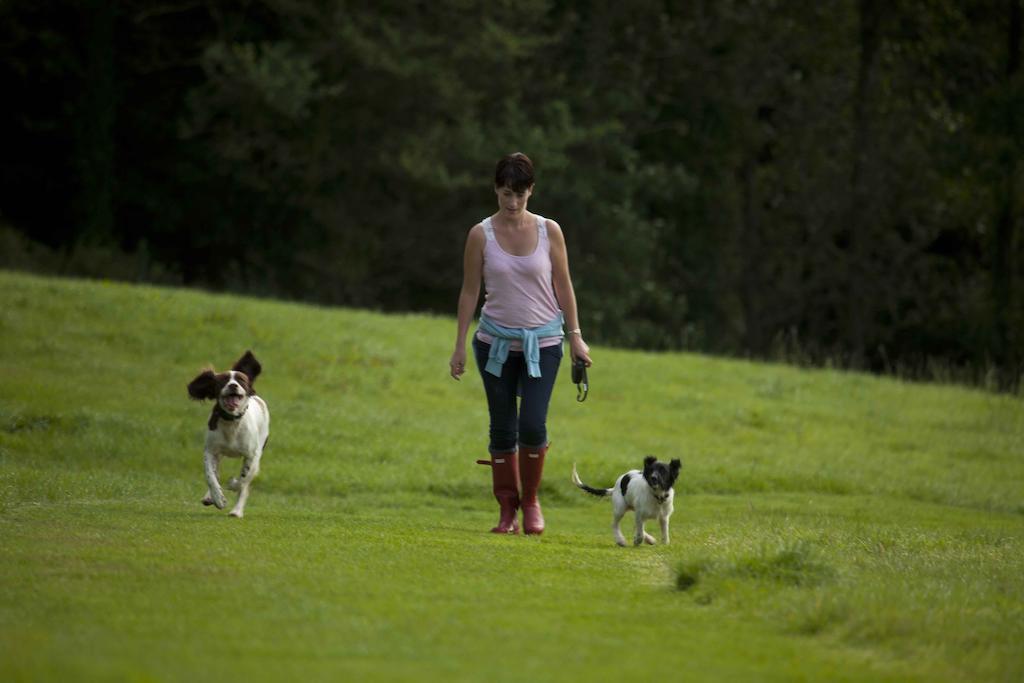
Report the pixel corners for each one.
[188,370,218,400]
[232,350,261,384]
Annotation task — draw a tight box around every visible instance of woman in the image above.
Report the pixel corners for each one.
[450,152,592,535]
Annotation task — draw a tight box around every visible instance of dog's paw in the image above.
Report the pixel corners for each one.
[615,538,628,547]
[643,533,656,545]
[633,536,645,546]
[201,495,214,506]
[212,493,228,509]
[227,477,241,492]
[228,509,244,518]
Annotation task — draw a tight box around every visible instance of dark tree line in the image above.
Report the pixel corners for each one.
[1,1,1021,387]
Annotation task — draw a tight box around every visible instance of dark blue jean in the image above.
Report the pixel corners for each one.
[473,336,563,453]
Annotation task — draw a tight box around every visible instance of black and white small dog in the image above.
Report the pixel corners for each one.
[572,456,681,546]
[187,350,269,518]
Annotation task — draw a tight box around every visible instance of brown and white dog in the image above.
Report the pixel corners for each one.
[187,350,269,518]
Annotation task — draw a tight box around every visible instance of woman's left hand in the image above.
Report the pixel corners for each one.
[569,335,591,367]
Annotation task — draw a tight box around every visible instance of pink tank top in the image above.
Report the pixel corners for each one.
[476,214,563,350]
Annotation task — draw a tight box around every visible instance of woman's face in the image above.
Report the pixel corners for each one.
[495,184,533,217]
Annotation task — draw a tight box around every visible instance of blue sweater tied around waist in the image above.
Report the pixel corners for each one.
[477,312,564,378]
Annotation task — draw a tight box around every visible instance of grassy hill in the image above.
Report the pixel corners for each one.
[1,269,1021,682]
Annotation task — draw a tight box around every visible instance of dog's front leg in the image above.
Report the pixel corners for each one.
[228,455,260,518]
[204,450,228,509]
[659,514,670,545]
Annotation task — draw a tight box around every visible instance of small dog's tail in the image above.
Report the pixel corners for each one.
[572,462,612,498]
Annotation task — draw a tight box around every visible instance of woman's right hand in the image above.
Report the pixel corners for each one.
[449,347,467,380]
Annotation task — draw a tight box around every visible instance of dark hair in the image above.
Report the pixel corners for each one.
[494,152,534,192]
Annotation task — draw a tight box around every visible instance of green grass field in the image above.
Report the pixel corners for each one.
[1,269,1022,682]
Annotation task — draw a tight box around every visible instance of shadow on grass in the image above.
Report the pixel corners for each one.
[676,539,834,592]
[1,410,94,435]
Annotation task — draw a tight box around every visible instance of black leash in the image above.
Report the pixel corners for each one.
[572,358,589,402]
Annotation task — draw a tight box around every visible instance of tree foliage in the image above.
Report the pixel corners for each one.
[0,0,1020,385]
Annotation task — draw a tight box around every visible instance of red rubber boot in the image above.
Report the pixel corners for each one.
[477,452,520,534]
[519,445,547,535]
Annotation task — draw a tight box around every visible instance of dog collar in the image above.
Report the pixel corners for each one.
[208,401,248,430]
[216,403,247,421]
